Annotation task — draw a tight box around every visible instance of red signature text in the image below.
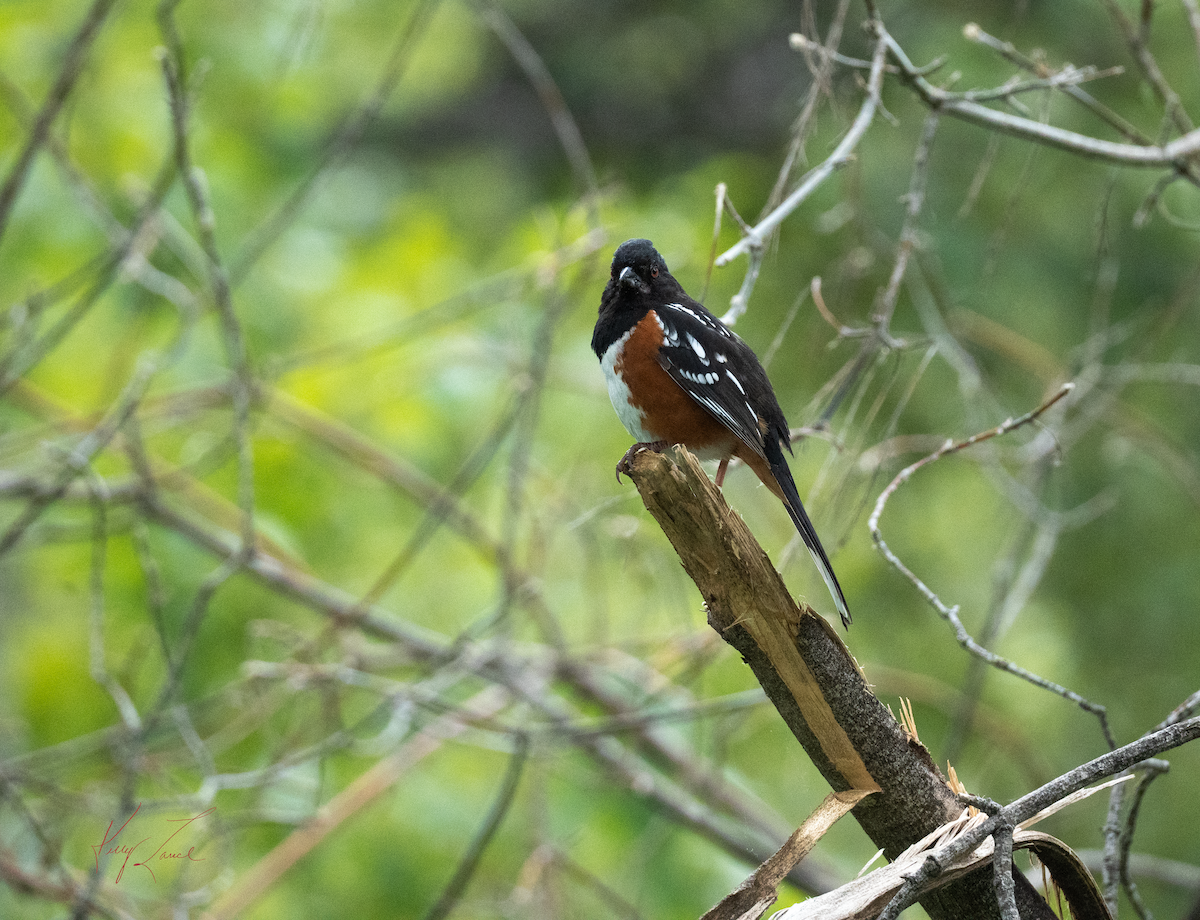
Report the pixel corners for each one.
[91,803,212,883]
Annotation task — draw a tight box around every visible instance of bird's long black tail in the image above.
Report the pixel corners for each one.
[765,439,851,628]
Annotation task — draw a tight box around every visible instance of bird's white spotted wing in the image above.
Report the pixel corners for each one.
[651,303,769,458]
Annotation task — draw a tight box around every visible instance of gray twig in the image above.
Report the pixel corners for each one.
[879,19,1200,173]
[869,384,1116,749]
[877,717,1200,920]
[0,0,118,245]
[717,22,890,266]
[420,735,530,920]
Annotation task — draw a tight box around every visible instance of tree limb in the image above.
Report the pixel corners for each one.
[622,446,1056,920]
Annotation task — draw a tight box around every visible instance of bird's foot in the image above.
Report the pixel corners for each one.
[615,440,669,483]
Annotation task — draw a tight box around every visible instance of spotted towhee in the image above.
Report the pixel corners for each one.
[592,238,850,627]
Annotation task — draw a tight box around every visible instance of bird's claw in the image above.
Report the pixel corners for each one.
[615,441,669,483]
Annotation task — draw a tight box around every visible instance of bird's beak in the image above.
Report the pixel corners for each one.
[618,266,648,293]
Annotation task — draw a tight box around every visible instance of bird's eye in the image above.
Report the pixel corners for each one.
[650,266,659,278]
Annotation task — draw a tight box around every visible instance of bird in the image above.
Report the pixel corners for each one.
[591,238,850,627]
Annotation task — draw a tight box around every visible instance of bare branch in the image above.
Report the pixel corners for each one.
[767,0,856,212]
[716,26,889,266]
[875,717,1200,920]
[963,23,1153,147]
[873,112,938,337]
[0,0,118,245]
[421,736,530,920]
[868,384,1116,748]
[479,4,599,226]
[0,357,160,558]
[880,20,1200,173]
[203,687,512,920]
[158,1,256,553]
[991,819,1019,920]
[1101,0,1193,136]
[229,0,443,282]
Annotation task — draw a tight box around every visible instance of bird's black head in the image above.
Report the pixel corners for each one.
[609,238,670,298]
[593,239,677,356]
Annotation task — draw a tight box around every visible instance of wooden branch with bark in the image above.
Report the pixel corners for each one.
[622,445,1066,920]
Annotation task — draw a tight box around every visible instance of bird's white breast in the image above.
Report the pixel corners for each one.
[600,326,655,442]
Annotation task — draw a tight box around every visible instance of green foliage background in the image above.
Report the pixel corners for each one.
[1,0,1198,918]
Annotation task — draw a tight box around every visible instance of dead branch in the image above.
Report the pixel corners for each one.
[622,445,1057,920]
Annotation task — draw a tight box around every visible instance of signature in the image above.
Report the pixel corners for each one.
[91,803,212,883]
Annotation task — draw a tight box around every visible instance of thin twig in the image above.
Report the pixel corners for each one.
[0,70,126,242]
[479,4,599,227]
[701,183,732,302]
[354,395,522,612]
[0,357,160,558]
[85,471,142,733]
[229,0,443,282]
[0,848,133,920]
[868,383,1116,749]
[158,0,256,555]
[0,0,118,246]
[963,23,1152,147]
[421,735,530,920]
[0,163,177,395]
[876,717,1200,920]
[787,30,898,76]
[718,243,763,326]
[768,0,856,212]
[717,24,890,266]
[879,20,1200,174]
[132,492,831,893]
[202,687,512,920]
[809,277,853,336]
[1185,0,1200,72]
[1101,0,1193,136]
[1102,773,1126,913]
[1119,760,1170,920]
[873,111,939,338]
[1158,690,1200,730]
[945,510,1062,763]
[991,818,1019,920]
